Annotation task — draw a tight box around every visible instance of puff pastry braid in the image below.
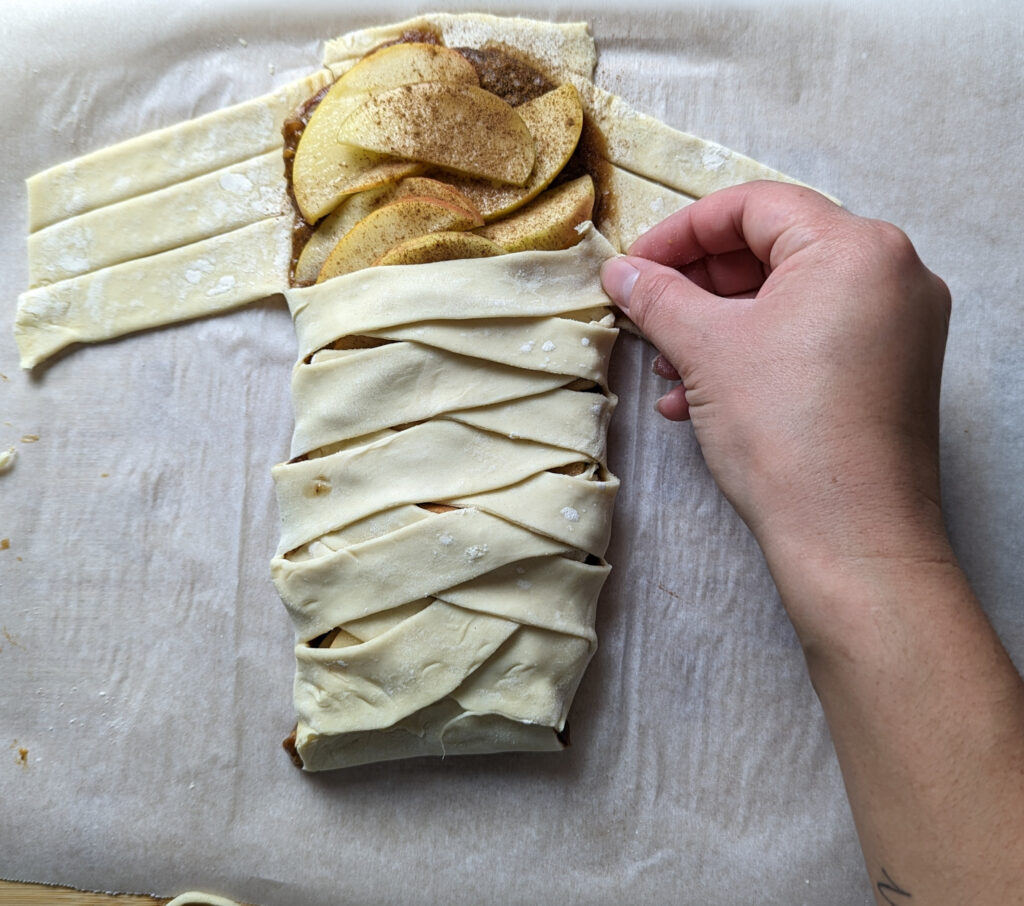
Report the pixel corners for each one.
[271,226,619,769]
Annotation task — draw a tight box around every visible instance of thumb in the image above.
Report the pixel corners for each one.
[601,255,722,367]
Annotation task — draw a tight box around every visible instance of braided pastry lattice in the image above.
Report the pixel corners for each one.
[271,225,620,770]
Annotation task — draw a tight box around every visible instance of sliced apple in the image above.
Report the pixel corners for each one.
[374,232,505,267]
[294,184,394,284]
[295,177,483,284]
[331,42,478,97]
[391,177,480,214]
[474,175,594,253]
[337,83,536,185]
[317,196,484,283]
[293,127,418,225]
[449,83,585,221]
[292,43,479,223]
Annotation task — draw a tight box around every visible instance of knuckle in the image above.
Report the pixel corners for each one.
[931,272,953,321]
[863,220,953,322]
[867,219,918,266]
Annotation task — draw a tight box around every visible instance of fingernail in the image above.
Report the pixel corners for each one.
[601,257,639,313]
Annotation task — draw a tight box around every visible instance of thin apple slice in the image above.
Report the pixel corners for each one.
[294,177,483,284]
[338,83,536,185]
[332,42,478,97]
[292,43,479,223]
[316,196,484,283]
[474,175,594,253]
[449,83,585,220]
[391,177,481,215]
[293,126,420,224]
[374,232,505,267]
[294,184,396,284]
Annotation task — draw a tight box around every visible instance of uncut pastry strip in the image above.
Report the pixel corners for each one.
[272,226,620,769]
[28,151,287,287]
[16,14,805,370]
[26,71,333,231]
[16,70,331,369]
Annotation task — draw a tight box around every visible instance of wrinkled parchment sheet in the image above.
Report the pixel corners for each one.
[1,1,1021,903]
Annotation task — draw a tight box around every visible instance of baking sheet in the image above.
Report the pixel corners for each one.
[2,2,1022,904]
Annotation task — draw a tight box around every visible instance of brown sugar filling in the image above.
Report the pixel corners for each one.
[453,46,554,107]
[282,727,304,768]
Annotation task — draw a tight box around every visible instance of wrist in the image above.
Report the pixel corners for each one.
[758,517,961,659]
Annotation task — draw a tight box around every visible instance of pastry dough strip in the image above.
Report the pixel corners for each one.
[28,151,287,287]
[288,233,616,358]
[15,217,291,367]
[27,71,330,232]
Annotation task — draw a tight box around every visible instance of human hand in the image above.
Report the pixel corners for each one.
[601,181,953,577]
[603,182,1024,906]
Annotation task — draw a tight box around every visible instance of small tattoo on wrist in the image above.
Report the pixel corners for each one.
[877,867,912,905]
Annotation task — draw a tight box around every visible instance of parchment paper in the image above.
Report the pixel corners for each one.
[1,2,1021,904]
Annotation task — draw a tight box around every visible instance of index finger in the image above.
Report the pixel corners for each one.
[628,180,847,273]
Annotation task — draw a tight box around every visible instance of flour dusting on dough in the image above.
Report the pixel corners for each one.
[219,172,255,195]
[700,142,731,171]
[206,275,237,296]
